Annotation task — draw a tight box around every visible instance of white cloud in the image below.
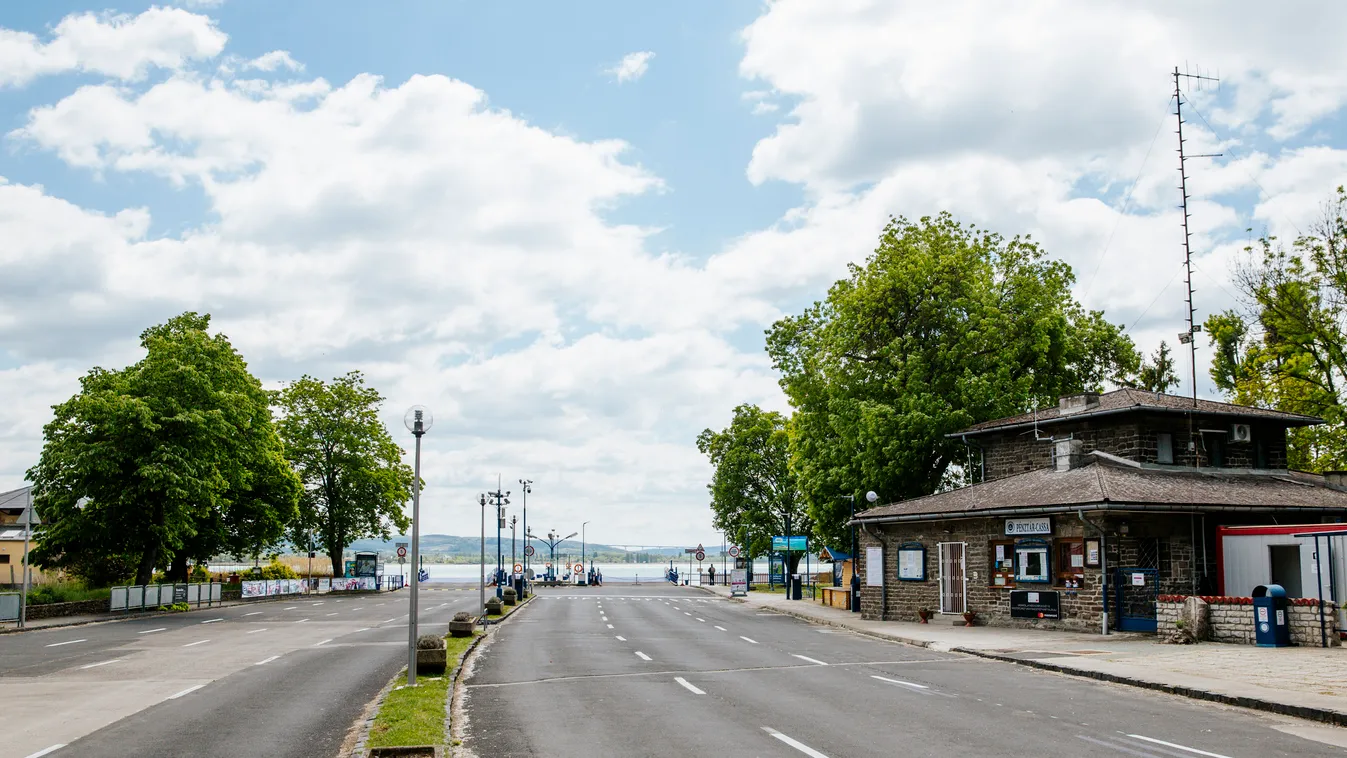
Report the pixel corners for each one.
[606,51,654,83]
[0,7,226,88]
[244,50,303,72]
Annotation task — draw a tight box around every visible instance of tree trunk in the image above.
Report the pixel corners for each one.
[330,547,344,578]
[136,543,159,586]
[168,552,189,583]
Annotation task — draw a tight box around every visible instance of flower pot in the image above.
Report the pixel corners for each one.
[917,611,931,624]
[962,612,977,628]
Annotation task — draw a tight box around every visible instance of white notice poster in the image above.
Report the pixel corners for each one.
[1071,554,1084,568]
[866,547,883,587]
[1131,572,1145,586]
[898,548,923,580]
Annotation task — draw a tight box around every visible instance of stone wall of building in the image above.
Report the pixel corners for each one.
[1157,596,1340,646]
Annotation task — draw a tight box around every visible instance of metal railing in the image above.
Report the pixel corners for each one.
[110,583,223,611]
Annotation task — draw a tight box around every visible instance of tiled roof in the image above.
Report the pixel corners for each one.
[0,485,39,536]
[853,457,1347,523]
[955,388,1320,437]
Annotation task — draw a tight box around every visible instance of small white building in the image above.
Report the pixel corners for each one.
[1219,522,1347,632]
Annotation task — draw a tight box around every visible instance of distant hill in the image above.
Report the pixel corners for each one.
[345,534,695,559]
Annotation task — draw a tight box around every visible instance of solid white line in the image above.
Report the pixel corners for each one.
[45,639,86,647]
[167,684,205,700]
[740,636,758,644]
[675,677,705,695]
[201,618,223,624]
[247,628,267,634]
[255,655,280,665]
[23,745,66,758]
[1126,735,1233,758]
[315,639,332,646]
[182,639,210,647]
[138,627,167,634]
[793,655,828,666]
[714,625,727,631]
[615,636,626,641]
[763,727,830,758]
[872,675,927,689]
[244,611,262,616]
[607,624,614,629]
[80,659,122,669]
[634,651,652,661]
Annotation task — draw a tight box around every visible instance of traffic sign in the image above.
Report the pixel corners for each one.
[573,563,584,573]
[524,545,535,557]
[396,546,407,558]
[546,562,552,567]
[729,545,740,558]
[695,550,705,562]
[513,563,523,573]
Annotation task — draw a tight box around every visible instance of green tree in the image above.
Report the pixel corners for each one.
[767,213,1138,549]
[1205,186,1347,470]
[28,313,301,586]
[276,372,414,577]
[1132,341,1180,393]
[696,404,811,574]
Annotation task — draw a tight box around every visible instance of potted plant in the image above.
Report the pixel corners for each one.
[917,608,932,624]
[962,610,977,627]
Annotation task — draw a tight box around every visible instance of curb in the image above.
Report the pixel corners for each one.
[448,593,533,757]
[703,589,1347,728]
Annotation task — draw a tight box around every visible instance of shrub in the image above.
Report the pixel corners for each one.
[24,581,111,605]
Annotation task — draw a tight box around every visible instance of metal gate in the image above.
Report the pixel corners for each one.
[1114,538,1161,632]
[938,542,966,614]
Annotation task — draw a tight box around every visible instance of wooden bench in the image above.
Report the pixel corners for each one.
[820,586,852,609]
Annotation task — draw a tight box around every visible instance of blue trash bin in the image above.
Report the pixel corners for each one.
[1252,584,1292,647]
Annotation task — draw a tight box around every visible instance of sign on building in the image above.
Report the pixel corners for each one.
[865,547,884,587]
[1005,517,1052,536]
[1010,590,1061,619]
[771,536,808,551]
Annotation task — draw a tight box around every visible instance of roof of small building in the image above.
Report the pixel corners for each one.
[953,388,1320,437]
[852,456,1347,524]
[0,485,38,540]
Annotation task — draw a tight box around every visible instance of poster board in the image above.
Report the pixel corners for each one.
[897,542,925,581]
[865,547,884,587]
[730,568,748,597]
[1010,590,1060,619]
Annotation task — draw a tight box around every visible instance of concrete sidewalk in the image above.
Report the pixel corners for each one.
[701,583,1347,726]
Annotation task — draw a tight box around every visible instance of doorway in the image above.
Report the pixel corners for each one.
[938,542,966,614]
[1269,545,1304,597]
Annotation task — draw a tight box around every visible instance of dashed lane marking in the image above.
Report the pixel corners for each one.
[182,640,210,647]
[763,727,830,758]
[201,618,223,624]
[315,639,332,646]
[247,628,267,634]
[255,655,280,665]
[167,685,206,700]
[615,636,626,641]
[138,628,167,635]
[793,655,828,666]
[244,611,263,616]
[634,651,652,661]
[1126,735,1233,758]
[871,675,929,691]
[714,626,727,631]
[326,612,338,616]
[23,744,66,758]
[80,659,122,670]
[675,677,705,695]
[294,618,309,623]
[740,636,758,644]
[607,624,614,629]
[45,639,85,647]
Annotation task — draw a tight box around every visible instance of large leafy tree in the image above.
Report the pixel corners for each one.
[1205,186,1347,471]
[697,404,811,574]
[276,372,414,577]
[28,313,301,585]
[767,213,1138,548]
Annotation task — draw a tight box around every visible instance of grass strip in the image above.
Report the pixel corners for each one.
[367,631,482,749]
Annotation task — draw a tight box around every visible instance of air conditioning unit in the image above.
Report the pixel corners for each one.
[1230,424,1252,443]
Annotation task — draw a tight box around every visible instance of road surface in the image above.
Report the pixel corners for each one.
[463,584,1347,758]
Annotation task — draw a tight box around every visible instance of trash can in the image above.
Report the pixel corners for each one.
[513,576,525,599]
[790,574,802,600]
[850,573,861,613]
[1252,584,1292,647]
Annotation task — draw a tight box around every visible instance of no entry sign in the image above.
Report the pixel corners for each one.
[728,546,740,558]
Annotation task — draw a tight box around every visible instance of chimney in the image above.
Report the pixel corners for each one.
[1054,438,1085,472]
[1325,471,1347,492]
[1058,392,1101,416]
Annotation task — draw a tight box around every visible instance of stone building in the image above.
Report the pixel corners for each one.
[851,389,1347,633]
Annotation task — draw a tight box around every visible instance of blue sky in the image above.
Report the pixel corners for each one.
[2,2,1346,546]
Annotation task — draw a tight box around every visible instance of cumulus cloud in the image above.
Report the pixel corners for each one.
[0,7,226,88]
[244,50,302,72]
[606,51,654,83]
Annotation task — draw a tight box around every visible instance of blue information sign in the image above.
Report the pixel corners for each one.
[771,536,808,551]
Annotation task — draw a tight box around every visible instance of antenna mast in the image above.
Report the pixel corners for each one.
[1172,64,1220,463]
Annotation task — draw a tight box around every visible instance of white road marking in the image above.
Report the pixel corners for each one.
[872,675,928,689]
[763,727,830,758]
[23,745,66,758]
[684,612,691,616]
[244,611,263,616]
[201,618,223,624]
[351,607,363,611]
[715,625,727,631]
[284,606,298,610]
[383,617,399,623]
[312,602,325,605]
[606,624,614,629]
[247,628,267,634]
[355,627,370,632]
[602,616,608,621]
[182,639,210,647]
[80,659,122,669]
[696,618,705,622]
[45,639,86,647]
[167,684,206,699]
[325,612,338,616]
[295,618,309,623]
[615,635,626,641]
[138,627,167,635]
[740,636,758,644]
[1126,735,1233,758]
[634,651,652,661]
[675,677,705,695]
[255,655,280,665]
[315,639,332,646]
[793,655,828,666]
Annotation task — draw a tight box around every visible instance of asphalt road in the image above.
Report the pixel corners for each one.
[2,582,479,758]
[463,584,1347,758]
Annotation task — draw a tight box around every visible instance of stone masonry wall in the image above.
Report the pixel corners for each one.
[1157,597,1340,646]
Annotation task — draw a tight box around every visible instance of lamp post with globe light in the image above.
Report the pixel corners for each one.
[403,405,432,686]
[519,479,532,585]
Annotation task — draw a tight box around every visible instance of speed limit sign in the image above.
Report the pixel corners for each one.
[728,545,739,558]
[396,546,407,558]
[695,550,706,561]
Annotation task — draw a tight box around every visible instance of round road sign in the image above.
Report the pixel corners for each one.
[396,546,407,558]
[546,562,552,568]
[728,545,740,558]
[573,563,584,574]
[524,545,535,557]
[695,550,706,561]
[514,563,523,573]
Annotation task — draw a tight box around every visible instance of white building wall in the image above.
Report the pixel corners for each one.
[1221,532,1347,629]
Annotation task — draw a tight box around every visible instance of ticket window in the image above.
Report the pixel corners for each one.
[1056,539,1085,587]
[1014,540,1050,584]
[989,540,1015,587]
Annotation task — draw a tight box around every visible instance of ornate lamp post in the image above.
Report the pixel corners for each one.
[402,406,432,685]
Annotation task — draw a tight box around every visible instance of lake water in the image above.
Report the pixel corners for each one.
[415,561,726,584]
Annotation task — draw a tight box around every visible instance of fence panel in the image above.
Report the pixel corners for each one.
[0,592,18,621]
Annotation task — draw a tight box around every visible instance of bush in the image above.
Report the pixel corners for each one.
[251,559,300,580]
[25,581,111,605]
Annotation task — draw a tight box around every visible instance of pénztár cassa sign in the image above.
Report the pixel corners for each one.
[1004,517,1051,536]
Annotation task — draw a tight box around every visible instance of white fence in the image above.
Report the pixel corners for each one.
[0,592,18,621]
[241,579,304,598]
[111,583,223,611]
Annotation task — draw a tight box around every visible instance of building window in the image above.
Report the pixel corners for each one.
[1156,433,1173,464]
[1014,539,1051,583]
[1056,539,1085,586]
[989,540,1015,587]
[0,553,8,564]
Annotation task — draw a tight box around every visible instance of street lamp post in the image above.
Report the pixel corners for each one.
[510,515,517,588]
[582,521,590,584]
[19,487,33,629]
[478,494,487,622]
[402,406,432,686]
[519,479,532,582]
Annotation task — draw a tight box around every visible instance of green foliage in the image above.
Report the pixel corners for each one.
[696,405,808,570]
[766,213,1138,548]
[27,312,302,586]
[249,559,300,580]
[276,372,414,578]
[1132,341,1181,393]
[155,602,191,612]
[25,581,111,605]
[1205,187,1347,470]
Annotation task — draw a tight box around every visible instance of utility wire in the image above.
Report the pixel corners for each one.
[1128,262,1187,333]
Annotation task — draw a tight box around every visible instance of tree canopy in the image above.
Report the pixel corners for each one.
[1206,186,1347,471]
[697,404,811,573]
[275,372,414,577]
[28,312,301,585]
[766,213,1138,548]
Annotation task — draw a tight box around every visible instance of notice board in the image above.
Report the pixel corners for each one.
[1009,589,1060,619]
[865,547,883,586]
